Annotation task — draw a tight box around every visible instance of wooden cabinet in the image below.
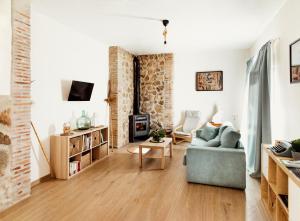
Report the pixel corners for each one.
[50,126,109,180]
[261,144,300,221]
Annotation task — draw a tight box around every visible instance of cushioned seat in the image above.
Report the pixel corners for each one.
[184,124,246,190]
[172,110,201,144]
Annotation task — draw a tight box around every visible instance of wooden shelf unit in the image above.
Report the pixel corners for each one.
[50,126,109,179]
[261,145,300,221]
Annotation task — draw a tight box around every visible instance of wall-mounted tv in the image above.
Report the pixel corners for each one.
[68,80,94,101]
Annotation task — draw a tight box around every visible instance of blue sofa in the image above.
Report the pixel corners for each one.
[184,124,246,189]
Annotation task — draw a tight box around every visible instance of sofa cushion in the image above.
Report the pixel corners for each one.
[220,127,241,148]
[206,139,221,147]
[190,137,208,147]
[196,129,203,138]
[198,124,219,141]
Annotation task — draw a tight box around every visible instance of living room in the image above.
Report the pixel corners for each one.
[0,0,300,220]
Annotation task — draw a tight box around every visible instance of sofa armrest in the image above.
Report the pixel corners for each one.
[186,146,246,189]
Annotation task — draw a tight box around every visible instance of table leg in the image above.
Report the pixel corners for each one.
[161,148,165,169]
[170,142,173,158]
[139,146,143,168]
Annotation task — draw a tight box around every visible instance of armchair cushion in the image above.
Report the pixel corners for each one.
[182,111,201,133]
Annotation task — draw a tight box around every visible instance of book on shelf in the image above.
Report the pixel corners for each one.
[83,135,92,150]
[69,161,80,176]
[100,132,103,143]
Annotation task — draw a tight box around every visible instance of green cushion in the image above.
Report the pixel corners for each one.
[206,139,221,147]
[220,127,241,148]
[199,125,219,141]
[196,129,203,138]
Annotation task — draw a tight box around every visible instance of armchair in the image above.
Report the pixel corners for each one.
[172,111,201,144]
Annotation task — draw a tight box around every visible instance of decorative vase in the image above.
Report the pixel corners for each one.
[291,151,300,160]
[76,111,91,130]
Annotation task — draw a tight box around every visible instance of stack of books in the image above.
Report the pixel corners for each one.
[69,161,80,176]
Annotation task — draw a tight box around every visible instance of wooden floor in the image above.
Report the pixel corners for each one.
[0,144,270,221]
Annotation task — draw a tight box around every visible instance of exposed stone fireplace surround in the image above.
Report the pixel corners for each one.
[109,46,173,148]
[0,0,31,212]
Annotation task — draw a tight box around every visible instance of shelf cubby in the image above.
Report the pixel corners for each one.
[261,175,269,207]
[268,157,277,187]
[268,187,277,220]
[276,199,288,221]
[276,166,288,195]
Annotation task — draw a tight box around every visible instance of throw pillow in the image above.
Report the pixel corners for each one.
[206,139,221,147]
[220,126,241,148]
[199,124,219,141]
[196,129,203,138]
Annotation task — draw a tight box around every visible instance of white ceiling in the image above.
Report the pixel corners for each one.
[32,0,286,54]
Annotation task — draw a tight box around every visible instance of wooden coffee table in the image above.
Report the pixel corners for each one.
[139,138,173,169]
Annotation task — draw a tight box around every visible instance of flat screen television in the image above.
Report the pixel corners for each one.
[68,80,94,101]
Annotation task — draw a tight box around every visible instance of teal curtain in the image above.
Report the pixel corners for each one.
[246,42,272,178]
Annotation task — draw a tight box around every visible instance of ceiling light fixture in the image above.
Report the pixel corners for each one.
[162,19,169,45]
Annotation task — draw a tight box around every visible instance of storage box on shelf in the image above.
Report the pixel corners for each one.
[261,144,300,221]
[50,126,109,179]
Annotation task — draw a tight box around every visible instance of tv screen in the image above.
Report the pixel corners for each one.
[68,81,94,101]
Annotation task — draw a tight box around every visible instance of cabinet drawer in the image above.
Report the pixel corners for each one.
[100,143,108,158]
[92,131,100,147]
[69,136,82,156]
[81,152,91,169]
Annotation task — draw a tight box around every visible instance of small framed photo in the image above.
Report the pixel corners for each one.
[195,71,223,91]
[290,38,300,83]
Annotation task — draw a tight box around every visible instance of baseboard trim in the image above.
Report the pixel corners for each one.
[0,195,30,216]
[31,174,51,188]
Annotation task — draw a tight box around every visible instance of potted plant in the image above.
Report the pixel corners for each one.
[149,121,166,143]
[291,139,300,160]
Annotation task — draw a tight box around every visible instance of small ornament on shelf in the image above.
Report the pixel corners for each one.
[61,122,72,136]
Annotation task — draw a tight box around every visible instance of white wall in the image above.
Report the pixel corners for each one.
[0,0,11,95]
[173,50,248,129]
[31,9,109,182]
[251,0,300,141]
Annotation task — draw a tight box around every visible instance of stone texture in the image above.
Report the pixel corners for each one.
[109,47,173,148]
[109,47,134,148]
[138,54,173,129]
[0,96,12,210]
[0,0,31,212]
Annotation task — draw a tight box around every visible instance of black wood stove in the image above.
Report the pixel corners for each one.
[129,57,150,142]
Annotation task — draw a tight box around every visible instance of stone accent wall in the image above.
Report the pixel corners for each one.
[109,47,173,148]
[0,96,12,210]
[138,54,173,129]
[0,0,31,212]
[109,47,134,148]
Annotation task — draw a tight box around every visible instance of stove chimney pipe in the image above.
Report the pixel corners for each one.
[133,56,141,115]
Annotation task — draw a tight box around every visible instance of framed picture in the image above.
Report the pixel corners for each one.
[195,71,223,91]
[290,38,300,83]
